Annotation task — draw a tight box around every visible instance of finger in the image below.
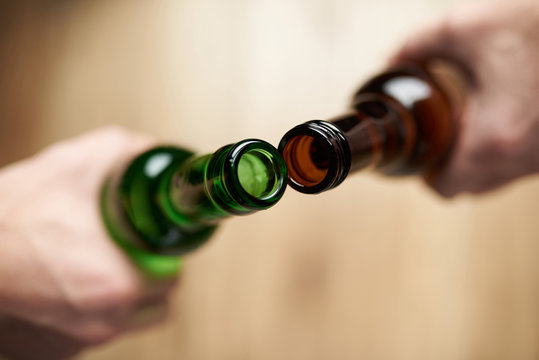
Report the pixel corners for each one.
[425,162,472,198]
[141,275,180,305]
[83,275,178,333]
[120,276,180,330]
[0,314,86,360]
[37,125,156,175]
[389,20,477,85]
[128,299,171,330]
[392,19,459,61]
[43,297,171,345]
[56,125,156,154]
[423,104,481,197]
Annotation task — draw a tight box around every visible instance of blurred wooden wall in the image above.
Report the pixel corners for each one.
[2,0,539,359]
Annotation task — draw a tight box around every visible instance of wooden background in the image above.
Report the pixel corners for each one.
[2,0,539,359]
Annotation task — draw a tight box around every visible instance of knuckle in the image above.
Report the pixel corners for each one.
[446,2,491,35]
[71,275,142,314]
[464,118,521,164]
[486,127,523,158]
[438,17,459,43]
[434,17,481,64]
[427,170,462,199]
[434,185,458,199]
[103,279,141,308]
[99,125,155,150]
[38,141,68,160]
[74,323,121,346]
[99,125,133,143]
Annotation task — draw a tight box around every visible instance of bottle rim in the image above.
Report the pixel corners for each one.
[223,139,288,209]
[278,120,351,194]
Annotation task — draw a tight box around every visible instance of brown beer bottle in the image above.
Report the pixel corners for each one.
[278,62,462,194]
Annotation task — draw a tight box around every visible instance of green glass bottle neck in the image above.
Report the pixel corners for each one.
[166,139,287,225]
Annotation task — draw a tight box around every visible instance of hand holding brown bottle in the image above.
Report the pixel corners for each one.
[392,0,539,197]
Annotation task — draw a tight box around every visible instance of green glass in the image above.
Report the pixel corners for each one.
[101,139,287,278]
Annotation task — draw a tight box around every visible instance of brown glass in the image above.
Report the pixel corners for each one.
[279,63,459,194]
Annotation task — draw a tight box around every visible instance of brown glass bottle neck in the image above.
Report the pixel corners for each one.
[329,93,416,175]
[277,94,416,194]
[329,112,382,172]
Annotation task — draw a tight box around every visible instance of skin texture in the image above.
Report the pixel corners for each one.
[392,0,539,197]
[0,127,178,359]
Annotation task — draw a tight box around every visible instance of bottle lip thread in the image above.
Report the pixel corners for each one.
[278,120,351,194]
[222,139,288,209]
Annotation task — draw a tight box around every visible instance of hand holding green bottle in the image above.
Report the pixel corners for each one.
[0,127,177,358]
[101,137,287,277]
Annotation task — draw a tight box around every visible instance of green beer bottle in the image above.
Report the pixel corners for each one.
[101,139,287,278]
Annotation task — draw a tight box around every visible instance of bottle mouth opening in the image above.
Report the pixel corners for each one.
[281,135,330,186]
[225,139,287,209]
[278,121,351,194]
